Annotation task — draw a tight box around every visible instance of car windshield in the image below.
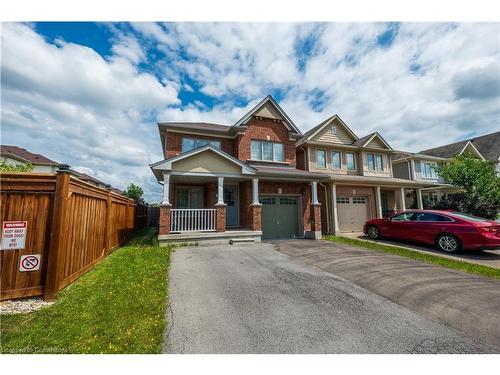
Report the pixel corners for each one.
[448,212,491,222]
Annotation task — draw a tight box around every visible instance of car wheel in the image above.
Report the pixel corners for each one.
[367,225,381,240]
[436,234,462,253]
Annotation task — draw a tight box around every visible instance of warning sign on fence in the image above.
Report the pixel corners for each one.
[1,221,27,250]
[19,254,41,272]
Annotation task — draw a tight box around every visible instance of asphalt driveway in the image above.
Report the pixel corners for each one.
[164,242,495,354]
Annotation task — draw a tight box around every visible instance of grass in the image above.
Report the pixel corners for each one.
[323,235,500,280]
[0,228,172,354]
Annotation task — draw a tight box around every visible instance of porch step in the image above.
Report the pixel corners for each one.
[158,230,262,246]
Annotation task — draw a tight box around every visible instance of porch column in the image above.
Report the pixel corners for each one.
[399,187,406,211]
[252,178,260,205]
[159,172,172,235]
[331,183,340,234]
[249,178,262,231]
[162,172,170,205]
[416,188,423,209]
[217,176,224,204]
[376,186,383,218]
[215,176,226,232]
[310,181,321,239]
[311,181,319,205]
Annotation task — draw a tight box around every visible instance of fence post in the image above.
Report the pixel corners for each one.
[44,166,71,301]
[104,188,112,255]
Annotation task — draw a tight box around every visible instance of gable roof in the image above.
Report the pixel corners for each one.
[352,132,393,150]
[419,131,500,161]
[150,144,256,180]
[0,145,59,165]
[233,95,301,134]
[299,114,359,144]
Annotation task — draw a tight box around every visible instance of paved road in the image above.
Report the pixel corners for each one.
[164,242,494,354]
[345,233,500,269]
[277,239,500,351]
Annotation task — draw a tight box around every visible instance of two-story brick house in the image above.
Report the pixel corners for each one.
[295,116,439,234]
[151,96,329,244]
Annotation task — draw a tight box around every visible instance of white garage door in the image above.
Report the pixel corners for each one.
[337,196,369,232]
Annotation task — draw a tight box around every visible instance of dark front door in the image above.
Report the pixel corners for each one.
[261,195,300,240]
[224,186,239,226]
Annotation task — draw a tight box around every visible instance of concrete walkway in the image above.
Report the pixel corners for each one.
[276,239,500,351]
[164,242,494,354]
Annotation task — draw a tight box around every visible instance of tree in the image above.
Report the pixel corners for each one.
[435,154,500,219]
[0,161,34,172]
[123,183,144,202]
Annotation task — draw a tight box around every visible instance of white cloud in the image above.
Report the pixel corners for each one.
[2,22,499,203]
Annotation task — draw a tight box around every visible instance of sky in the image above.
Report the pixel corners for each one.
[1,22,499,202]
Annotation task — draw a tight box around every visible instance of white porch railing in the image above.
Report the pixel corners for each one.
[170,209,217,232]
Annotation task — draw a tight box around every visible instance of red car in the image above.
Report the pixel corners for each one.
[363,210,500,253]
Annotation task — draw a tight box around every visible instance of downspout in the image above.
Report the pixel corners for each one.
[319,182,329,235]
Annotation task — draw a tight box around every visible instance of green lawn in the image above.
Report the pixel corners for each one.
[324,235,500,280]
[1,228,171,354]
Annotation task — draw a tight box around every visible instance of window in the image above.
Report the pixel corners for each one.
[280,197,297,205]
[346,152,356,170]
[414,213,453,222]
[274,143,284,162]
[251,140,285,162]
[182,138,221,153]
[391,212,415,221]
[375,154,384,171]
[352,197,366,204]
[422,162,438,179]
[331,126,337,134]
[337,197,350,204]
[260,197,276,205]
[367,153,375,170]
[262,141,273,161]
[316,149,326,168]
[367,153,384,171]
[332,151,341,170]
[251,140,262,160]
[176,187,203,209]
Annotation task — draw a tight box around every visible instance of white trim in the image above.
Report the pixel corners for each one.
[311,181,319,205]
[331,183,340,234]
[217,177,224,204]
[162,172,170,205]
[360,132,393,150]
[151,144,256,175]
[233,95,301,134]
[252,178,260,205]
[164,128,236,139]
[298,114,359,145]
[376,186,383,218]
[459,141,486,160]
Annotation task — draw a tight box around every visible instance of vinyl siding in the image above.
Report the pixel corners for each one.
[365,137,387,149]
[392,161,410,180]
[311,121,356,145]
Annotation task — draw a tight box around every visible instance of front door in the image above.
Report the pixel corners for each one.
[224,186,239,226]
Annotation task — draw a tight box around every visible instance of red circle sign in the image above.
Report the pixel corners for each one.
[22,256,39,270]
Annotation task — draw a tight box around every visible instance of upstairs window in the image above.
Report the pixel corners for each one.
[422,162,438,179]
[332,151,341,170]
[316,149,326,168]
[182,138,221,153]
[331,126,337,134]
[346,152,356,170]
[368,153,384,171]
[251,140,285,162]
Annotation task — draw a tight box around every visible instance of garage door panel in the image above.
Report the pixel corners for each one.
[337,196,369,233]
[261,195,300,240]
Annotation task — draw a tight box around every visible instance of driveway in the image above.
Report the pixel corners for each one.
[164,242,495,354]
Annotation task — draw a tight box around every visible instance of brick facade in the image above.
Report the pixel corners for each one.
[215,204,226,232]
[159,204,171,235]
[236,117,296,166]
[310,204,322,234]
[248,204,262,231]
[164,132,234,159]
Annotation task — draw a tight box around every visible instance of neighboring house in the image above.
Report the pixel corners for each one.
[296,116,438,234]
[0,145,59,173]
[1,144,118,192]
[392,131,500,204]
[150,95,441,243]
[151,96,329,243]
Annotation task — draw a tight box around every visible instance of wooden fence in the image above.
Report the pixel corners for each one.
[0,171,150,300]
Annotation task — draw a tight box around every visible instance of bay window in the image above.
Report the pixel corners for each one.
[251,140,285,162]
